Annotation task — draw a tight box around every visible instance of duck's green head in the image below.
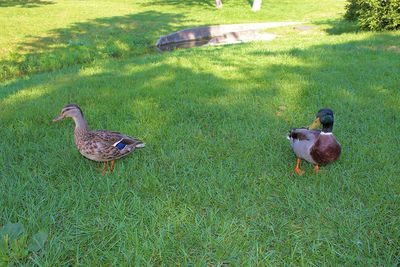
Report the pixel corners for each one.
[308,108,334,132]
[53,104,84,121]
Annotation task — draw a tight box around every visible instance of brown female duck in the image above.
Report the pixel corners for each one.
[286,108,341,174]
[53,104,145,173]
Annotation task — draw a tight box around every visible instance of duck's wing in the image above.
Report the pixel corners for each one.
[287,128,320,142]
[286,128,321,164]
[90,130,145,149]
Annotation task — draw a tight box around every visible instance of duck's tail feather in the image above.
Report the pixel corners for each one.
[134,141,146,148]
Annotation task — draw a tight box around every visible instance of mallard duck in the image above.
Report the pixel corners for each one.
[53,104,145,173]
[286,108,341,174]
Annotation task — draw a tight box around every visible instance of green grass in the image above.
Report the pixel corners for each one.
[1,0,400,265]
[0,0,345,81]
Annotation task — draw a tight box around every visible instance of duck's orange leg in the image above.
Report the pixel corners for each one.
[97,162,108,171]
[110,160,115,171]
[294,158,305,175]
[314,165,327,173]
[97,162,108,175]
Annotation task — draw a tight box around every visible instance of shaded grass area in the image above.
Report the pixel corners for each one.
[0,29,399,264]
[0,11,183,81]
[0,0,54,8]
[0,0,346,81]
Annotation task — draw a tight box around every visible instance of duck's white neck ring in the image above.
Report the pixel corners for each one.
[320,132,333,135]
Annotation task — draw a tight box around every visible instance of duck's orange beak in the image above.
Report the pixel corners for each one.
[52,114,64,122]
[308,117,321,130]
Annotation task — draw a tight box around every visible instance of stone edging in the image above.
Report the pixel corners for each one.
[156,22,305,47]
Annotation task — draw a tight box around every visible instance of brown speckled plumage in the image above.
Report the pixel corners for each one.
[53,104,145,163]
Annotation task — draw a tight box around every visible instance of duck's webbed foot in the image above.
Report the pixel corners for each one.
[314,165,327,173]
[96,161,116,175]
[294,158,305,175]
[97,162,109,175]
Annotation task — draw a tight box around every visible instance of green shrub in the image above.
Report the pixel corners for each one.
[345,0,400,30]
[344,0,361,21]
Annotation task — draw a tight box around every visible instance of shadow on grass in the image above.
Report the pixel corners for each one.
[246,0,255,7]
[0,33,399,265]
[0,0,54,8]
[0,10,189,81]
[142,0,215,8]
[314,19,360,35]
[143,0,258,9]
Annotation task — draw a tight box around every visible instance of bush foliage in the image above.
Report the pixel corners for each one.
[345,0,400,30]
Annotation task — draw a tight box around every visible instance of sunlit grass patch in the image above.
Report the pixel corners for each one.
[0,0,349,81]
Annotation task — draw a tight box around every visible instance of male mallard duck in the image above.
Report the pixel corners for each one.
[286,108,341,174]
[53,104,145,173]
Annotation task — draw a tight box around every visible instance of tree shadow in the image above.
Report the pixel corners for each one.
[0,0,54,8]
[0,11,188,81]
[142,0,215,8]
[314,19,360,35]
[143,0,258,8]
[2,33,399,181]
[1,33,399,264]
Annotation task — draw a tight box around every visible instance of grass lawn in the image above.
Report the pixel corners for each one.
[0,0,345,81]
[1,0,400,265]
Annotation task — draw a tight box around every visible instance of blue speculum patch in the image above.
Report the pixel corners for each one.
[116,142,126,150]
